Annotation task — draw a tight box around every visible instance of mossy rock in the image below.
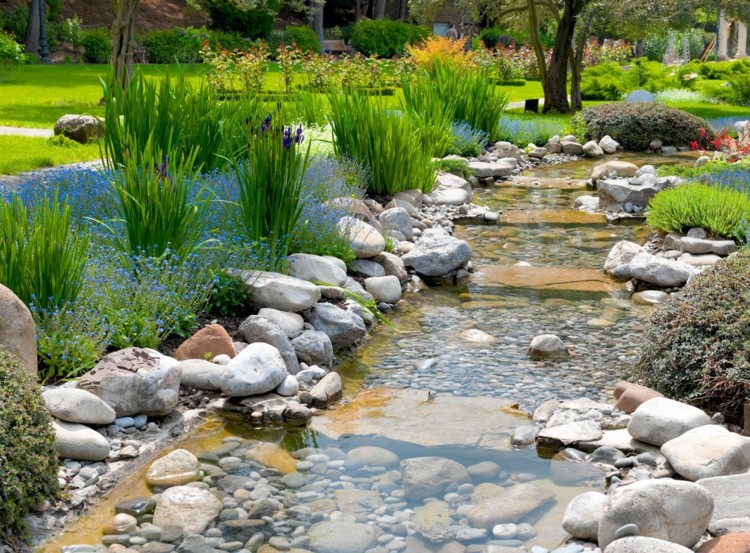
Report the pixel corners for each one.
[0,348,60,543]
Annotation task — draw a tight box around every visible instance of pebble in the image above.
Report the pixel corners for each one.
[614,523,640,539]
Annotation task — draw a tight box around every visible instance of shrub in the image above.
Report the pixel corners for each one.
[627,249,750,423]
[328,92,436,195]
[646,182,750,243]
[446,121,488,157]
[580,63,629,101]
[571,102,711,151]
[80,28,112,64]
[643,28,706,62]
[0,194,89,311]
[406,35,473,69]
[495,115,569,146]
[479,27,525,49]
[0,348,60,543]
[349,18,429,57]
[0,29,26,64]
[266,26,320,56]
[140,27,208,64]
[206,269,252,316]
[205,0,279,39]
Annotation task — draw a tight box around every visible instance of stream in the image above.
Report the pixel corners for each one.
[43,153,697,553]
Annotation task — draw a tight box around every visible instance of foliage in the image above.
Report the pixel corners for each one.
[300,51,337,91]
[101,139,213,261]
[435,157,474,180]
[206,269,252,316]
[725,74,750,107]
[643,28,707,62]
[0,30,26,64]
[349,18,430,57]
[0,194,89,311]
[490,43,546,80]
[647,182,750,243]
[201,41,269,94]
[581,39,631,67]
[60,16,84,48]
[102,70,261,172]
[406,35,474,69]
[580,59,679,101]
[328,93,436,195]
[140,27,215,64]
[293,156,366,264]
[446,121,488,157]
[572,102,712,151]
[266,26,321,56]
[495,114,569,145]
[627,249,750,423]
[479,28,526,49]
[80,28,113,64]
[0,348,60,543]
[232,114,311,271]
[205,0,279,39]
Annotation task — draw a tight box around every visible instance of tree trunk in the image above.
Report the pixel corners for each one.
[374,0,386,19]
[399,0,407,22]
[635,38,644,58]
[366,0,374,19]
[111,0,140,90]
[542,0,586,113]
[313,5,324,50]
[25,0,40,56]
[527,0,547,86]
[354,0,361,22]
[569,29,586,111]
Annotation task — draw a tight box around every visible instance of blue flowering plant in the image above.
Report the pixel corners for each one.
[233,113,311,271]
[446,121,489,157]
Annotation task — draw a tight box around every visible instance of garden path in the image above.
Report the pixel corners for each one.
[0,125,53,137]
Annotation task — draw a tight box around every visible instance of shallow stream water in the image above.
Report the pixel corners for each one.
[43,153,696,553]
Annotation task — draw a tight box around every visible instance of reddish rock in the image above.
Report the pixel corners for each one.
[173,324,235,362]
[697,532,750,553]
[613,380,663,414]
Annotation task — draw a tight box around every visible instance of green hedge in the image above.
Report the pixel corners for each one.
[205,0,279,39]
[80,28,112,64]
[349,18,429,57]
[266,26,321,56]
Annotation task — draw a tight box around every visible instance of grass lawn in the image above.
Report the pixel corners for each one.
[0,135,101,175]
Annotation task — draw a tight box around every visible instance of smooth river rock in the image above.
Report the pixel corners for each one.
[0,283,37,376]
[221,342,288,397]
[661,424,750,481]
[287,253,348,287]
[43,388,116,425]
[468,483,556,528]
[306,303,367,349]
[401,228,472,277]
[604,537,694,553]
[698,472,750,534]
[627,397,711,446]
[152,485,222,535]
[526,334,570,361]
[242,270,321,313]
[290,330,334,367]
[598,479,714,549]
[338,217,385,259]
[146,449,201,487]
[629,251,697,288]
[563,491,606,540]
[53,420,111,461]
[173,324,234,362]
[239,315,300,374]
[400,457,470,500]
[308,521,382,553]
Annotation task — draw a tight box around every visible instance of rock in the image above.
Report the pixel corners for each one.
[598,177,677,212]
[563,491,606,541]
[306,303,367,349]
[290,331,334,367]
[598,479,713,549]
[591,161,639,183]
[239,315,299,374]
[351,259,386,278]
[364,276,402,304]
[400,457,470,500]
[153,486,222,536]
[678,253,722,267]
[220,343,288,397]
[467,161,514,178]
[629,252,697,288]
[697,533,750,553]
[599,136,620,154]
[628,397,711,446]
[53,114,104,144]
[528,146,548,159]
[283,402,311,426]
[631,290,669,306]
[603,241,645,279]
[0,284,37,376]
[526,334,569,361]
[308,521,382,553]
[401,228,472,278]
[604,537,694,553]
[574,195,600,211]
[697,473,750,534]
[561,141,584,155]
[545,142,562,154]
[393,189,423,209]
[468,483,556,528]
[309,372,342,408]
[372,252,409,283]
[242,270,321,313]
[379,207,415,240]
[276,375,299,396]
[679,237,737,257]
[338,217,385,259]
[661,425,750,481]
[327,197,380,226]
[53,420,110,461]
[257,308,304,339]
[178,359,224,390]
[538,421,603,449]
[346,446,399,469]
[459,328,496,343]
[583,140,604,157]
[435,172,471,194]
[287,253,347,287]
[102,513,138,535]
[146,449,201,487]
[77,348,181,417]
[42,388,116,425]
[613,381,663,414]
[173,324,234,362]
[428,188,473,206]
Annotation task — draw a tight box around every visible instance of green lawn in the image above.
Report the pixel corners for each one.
[0,135,101,175]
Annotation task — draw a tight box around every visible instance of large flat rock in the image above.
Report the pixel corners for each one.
[501,176,588,190]
[473,265,622,293]
[500,209,606,225]
[311,388,528,449]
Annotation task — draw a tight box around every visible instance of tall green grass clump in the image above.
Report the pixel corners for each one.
[328,92,436,195]
[400,76,454,157]
[102,137,213,261]
[102,70,261,171]
[233,113,311,271]
[0,195,89,311]
[647,182,750,243]
[403,62,508,141]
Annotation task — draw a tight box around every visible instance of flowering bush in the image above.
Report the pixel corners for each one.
[496,115,569,146]
[690,125,750,162]
[581,38,631,67]
[447,121,488,157]
[301,52,337,91]
[406,35,474,70]
[491,44,545,80]
[201,41,269,94]
[277,43,301,94]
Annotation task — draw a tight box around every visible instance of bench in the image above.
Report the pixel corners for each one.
[323,39,353,56]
